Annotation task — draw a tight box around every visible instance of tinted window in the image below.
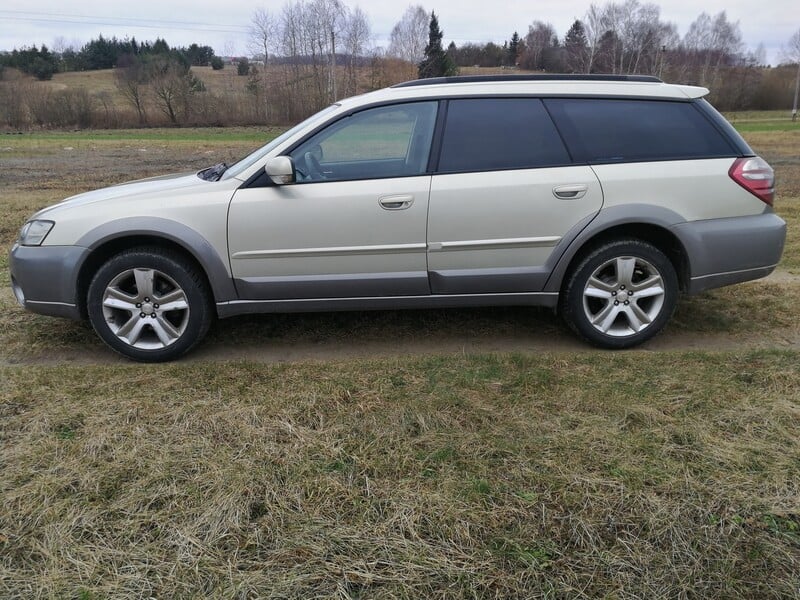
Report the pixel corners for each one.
[544,99,736,163]
[438,98,570,172]
[290,102,437,182]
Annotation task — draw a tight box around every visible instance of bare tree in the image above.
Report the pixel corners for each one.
[684,11,742,87]
[149,56,200,125]
[115,54,149,124]
[752,42,767,67]
[584,4,605,73]
[276,0,308,117]
[782,28,800,120]
[624,3,676,75]
[271,0,347,117]
[342,7,371,95]
[388,5,429,65]
[521,21,556,71]
[599,1,626,73]
[248,8,277,120]
[279,1,304,60]
[51,36,69,56]
[309,0,348,100]
[584,1,677,75]
[249,8,277,63]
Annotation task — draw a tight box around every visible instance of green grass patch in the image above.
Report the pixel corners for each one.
[1,127,284,144]
[724,110,800,133]
[732,120,800,133]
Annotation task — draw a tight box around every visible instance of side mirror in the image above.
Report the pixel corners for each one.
[265,156,295,185]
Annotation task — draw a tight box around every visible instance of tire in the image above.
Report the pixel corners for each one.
[559,239,678,349]
[87,248,213,362]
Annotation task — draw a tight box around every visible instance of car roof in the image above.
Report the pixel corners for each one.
[340,75,708,108]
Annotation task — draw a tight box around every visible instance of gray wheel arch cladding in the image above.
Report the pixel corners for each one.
[76,217,237,303]
[542,204,689,293]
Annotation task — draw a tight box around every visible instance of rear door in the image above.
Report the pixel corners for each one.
[427,98,603,294]
[543,98,744,219]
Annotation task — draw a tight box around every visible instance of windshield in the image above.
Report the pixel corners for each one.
[221,105,340,180]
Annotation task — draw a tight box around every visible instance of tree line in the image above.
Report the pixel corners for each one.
[0,36,219,81]
[0,0,798,129]
[400,2,798,111]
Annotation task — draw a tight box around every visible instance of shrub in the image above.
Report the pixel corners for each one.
[237,57,250,76]
[210,56,224,70]
[26,88,95,128]
[0,81,29,128]
[30,57,56,81]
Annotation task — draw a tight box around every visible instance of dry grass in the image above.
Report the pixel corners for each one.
[34,66,255,109]
[35,68,122,98]
[2,352,800,598]
[747,131,800,273]
[1,128,800,598]
[724,109,800,122]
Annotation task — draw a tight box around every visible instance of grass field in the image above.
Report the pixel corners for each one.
[1,127,279,144]
[1,124,799,598]
[729,120,800,133]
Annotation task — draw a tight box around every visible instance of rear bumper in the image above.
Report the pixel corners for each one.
[671,212,787,294]
[9,243,88,319]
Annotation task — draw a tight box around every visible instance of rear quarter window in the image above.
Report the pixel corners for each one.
[544,98,737,163]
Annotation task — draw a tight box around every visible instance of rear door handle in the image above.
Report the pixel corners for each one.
[379,194,414,210]
[553,184,588,199]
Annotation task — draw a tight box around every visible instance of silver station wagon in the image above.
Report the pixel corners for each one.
[10,75,787,361]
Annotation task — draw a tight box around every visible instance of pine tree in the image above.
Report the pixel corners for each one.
[507,31,521,66]
[564,20,588,73]
[418,12,457,79]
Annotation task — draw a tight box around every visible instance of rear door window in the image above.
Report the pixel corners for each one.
[437,98,571,173]
[544,98,737,163]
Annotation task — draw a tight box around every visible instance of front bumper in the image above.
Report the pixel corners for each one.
[671,212,787,294]
[9,243,89,319]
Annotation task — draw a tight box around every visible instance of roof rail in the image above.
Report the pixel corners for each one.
[391,74,663,88]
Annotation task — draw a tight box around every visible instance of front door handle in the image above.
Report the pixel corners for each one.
[379,194,414,210]
[553,184,588,199]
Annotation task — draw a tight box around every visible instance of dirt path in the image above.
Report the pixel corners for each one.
[3,268,798,367]
[3,326,798,368]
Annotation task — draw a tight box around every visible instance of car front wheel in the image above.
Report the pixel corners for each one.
[560,239,678,349]
[87,248,213,362]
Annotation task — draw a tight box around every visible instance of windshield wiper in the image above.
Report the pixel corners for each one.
[199,162,228,181]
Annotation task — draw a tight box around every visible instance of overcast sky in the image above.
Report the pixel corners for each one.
[0,0,795,65]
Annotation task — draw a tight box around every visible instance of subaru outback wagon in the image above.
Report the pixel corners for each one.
[10,75,786,361]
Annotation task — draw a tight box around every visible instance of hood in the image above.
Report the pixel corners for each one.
[34,171,206,218]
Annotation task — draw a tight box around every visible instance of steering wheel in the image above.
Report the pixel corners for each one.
[303,151,326,181]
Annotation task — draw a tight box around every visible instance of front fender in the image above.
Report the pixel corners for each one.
[75,217,237,303]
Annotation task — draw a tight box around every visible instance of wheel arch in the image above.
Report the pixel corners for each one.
[544,205,692,297]
[74,218,236,318]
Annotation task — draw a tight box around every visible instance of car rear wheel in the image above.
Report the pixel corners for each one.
[87,248,213,362]
[560,239,678,349]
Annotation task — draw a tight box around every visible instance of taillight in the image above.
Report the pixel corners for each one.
[729,156,775,206]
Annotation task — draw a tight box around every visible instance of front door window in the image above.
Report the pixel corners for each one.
[289,102,438,182]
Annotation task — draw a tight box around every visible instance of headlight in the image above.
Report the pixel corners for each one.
[18,220,55,246]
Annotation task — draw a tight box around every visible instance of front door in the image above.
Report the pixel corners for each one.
[228,101,438,300]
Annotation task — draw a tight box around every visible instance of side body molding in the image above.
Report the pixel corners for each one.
[75,217,237,303]
[542,204,688,293]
